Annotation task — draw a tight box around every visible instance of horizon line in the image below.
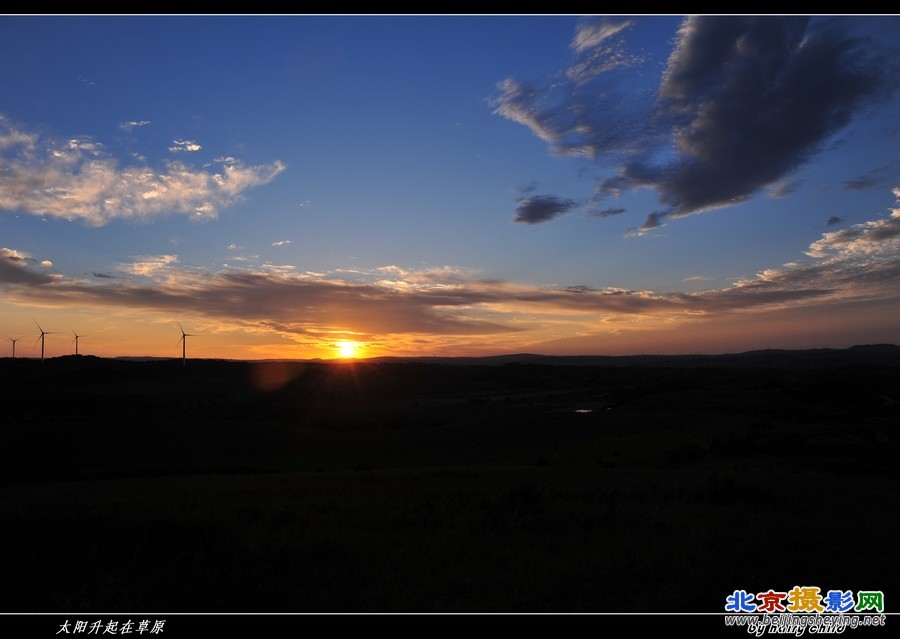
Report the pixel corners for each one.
[2,343,898,364]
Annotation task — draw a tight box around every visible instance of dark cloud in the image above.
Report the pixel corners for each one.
[843,159,900,191]
[586,207,626,219]
[513,194,579,224]
[625,17,893,217]
[0,248,54,285]
[0,256,796,332]
[496,16,896,232]
[844,175,880,191]
[91,271,118,279]
[827,216,845,226]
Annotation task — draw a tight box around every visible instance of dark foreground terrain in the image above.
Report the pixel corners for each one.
[1,346,898,612]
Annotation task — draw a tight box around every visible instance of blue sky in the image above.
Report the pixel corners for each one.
[1,15,899,359]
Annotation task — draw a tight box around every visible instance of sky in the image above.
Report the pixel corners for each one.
[1,15,900,360]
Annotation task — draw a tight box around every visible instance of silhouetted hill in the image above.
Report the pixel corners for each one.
[4,343,899,374]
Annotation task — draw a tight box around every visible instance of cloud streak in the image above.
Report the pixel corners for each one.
[844,159,900,191]
[119,120,151,132]
[586,207,626,219]
[571,18,634,55]
[169,139,202,153]
[0,117,285,226]
[3,188,900,345]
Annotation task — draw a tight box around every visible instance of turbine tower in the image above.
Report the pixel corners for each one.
[177,322,195,367]
[72,329,83,356]
[8,336,22,358]
[34,321,56,363]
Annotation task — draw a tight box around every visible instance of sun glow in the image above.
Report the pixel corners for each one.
[336,340,361,359]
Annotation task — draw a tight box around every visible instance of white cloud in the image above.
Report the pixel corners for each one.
[0,119,37,150]
[194,203,215,219]
[40,260,53,268]
[261,263,296,274]
[1,247,28,261]
[0,117,285,226]
[805,198,900,260]
[572,19,634,53]
[169,139,202,153]
[119,120,151,132]
[271,240,291,247]
[121,254,179,277]
[375,264,479,284]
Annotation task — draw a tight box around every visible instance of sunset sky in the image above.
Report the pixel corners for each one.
[2,15,899,360]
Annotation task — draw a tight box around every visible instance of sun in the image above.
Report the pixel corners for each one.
[336,340,361,359]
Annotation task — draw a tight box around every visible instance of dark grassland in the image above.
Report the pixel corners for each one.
[1,348,898,612]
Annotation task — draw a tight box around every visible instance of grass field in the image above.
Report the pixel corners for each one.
[2,352,898,612]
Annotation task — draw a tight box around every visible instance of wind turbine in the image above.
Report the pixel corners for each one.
[72,329,83,356]
[177,321,196,367]
[34,321,57,363]
[8,336,22,358]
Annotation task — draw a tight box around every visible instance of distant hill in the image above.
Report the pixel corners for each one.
[4,344,897,369]
[364,344,900,368]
